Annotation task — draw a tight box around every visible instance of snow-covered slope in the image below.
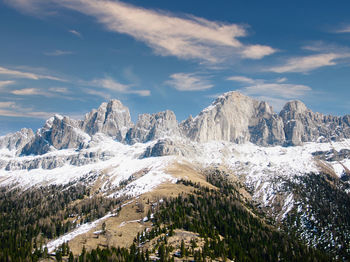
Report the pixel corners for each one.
[1,130,349,210]
[2,92,350,257]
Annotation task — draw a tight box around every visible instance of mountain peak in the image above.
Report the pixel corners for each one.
[281,100,308,115]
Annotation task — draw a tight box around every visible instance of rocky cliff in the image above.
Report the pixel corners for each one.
[2,91,350,156]
[180,91,285,145]
[280,100,350,145]
[125,110,180,144]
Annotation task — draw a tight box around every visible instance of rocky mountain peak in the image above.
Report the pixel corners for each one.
[82,99,133,140]
[125,110,180,144]
[180,91,285,145]
[0,128,34,155]
[3,91,350,156]
[280,100,309,119]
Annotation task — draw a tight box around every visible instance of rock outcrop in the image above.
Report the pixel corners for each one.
[0,128,34,155]
[180,91,285,145]
[142,138,195,158]
[3,92,350,157]
[125,110,180,144]
[81,100,133,141]
[280,101,350,145]
[21,115,90,155]
[21,99,134,155]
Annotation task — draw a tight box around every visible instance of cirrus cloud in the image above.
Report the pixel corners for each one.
[6,0,276,63]
[267,53,350,73]
[90,77,150,96]
[0,101,57,119]
[0,80,15,88]
[0,66,65,81]
[166,73,213,91]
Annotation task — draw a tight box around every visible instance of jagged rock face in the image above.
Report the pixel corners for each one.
[125,110,180,144]
[4,92,350,157]
[0,128,34,155]
[280,101,350,145]
[82,100,133,141]
[21,115,91,155]
[3,150,114,171]
[180,92,285,145]
[21,100,133,155]
[142,138,195,158]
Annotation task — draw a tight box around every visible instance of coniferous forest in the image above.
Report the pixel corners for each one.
[0,172,342,261]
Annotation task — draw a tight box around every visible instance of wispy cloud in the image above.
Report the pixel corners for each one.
[85,89,111,100]
[6,0,276,63]
[44,50,74,56]
[333,25,350,33]
[11,88,46,96]
[0,80,15,88]
[0,102,16,108]
[166,73,213,91]
[0,66,65,81]
[242,83,311,99]
[69,29,82,38]
[91,77,150,96]
[227,75,312,110]
[276,77,287,83]
[0,101,56,119]
[48,87,69,93]
[267,53,350,73]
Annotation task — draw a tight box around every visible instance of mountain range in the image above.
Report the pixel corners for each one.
[1,91,350,260]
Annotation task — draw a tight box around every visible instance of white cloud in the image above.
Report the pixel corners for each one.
[242,45,276,59]
[44,50,74,56]
[11,88,46,96]
[0,101,56,119]
[0,102,16,108]
[268,53,350,73]
[6,0,276,63]
[242,83,311,99]
[334,25,350,33]
[91,77,150,96]
[0,80,15,88]
[86,89,111,100]
[166,73,213,91]
[69,29,82,38]
[276,77,287,83]
[0,66,65,81]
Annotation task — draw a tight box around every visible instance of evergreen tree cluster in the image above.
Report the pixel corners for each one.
[286,172,350,260]
[0,183,123,261]
[78,175,332,261]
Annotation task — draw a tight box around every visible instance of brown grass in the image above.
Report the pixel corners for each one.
[58,160,236,256]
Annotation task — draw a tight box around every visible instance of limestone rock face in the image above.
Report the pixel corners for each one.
[180,91,285,145]
[141,139,195,158]
[125,110,180,144]
[81,99,133,141]
[0,128,34,155]
[21,115,90,155]
[4,92,350,157]
[280,101,350,145]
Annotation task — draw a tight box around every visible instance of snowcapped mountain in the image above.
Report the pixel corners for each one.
[1,90,350,201]
[1,91,350,258]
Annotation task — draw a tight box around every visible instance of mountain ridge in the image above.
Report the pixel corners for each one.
[2,91,350,156]
[1,91,350,260]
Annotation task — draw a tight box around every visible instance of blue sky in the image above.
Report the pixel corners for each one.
[1,0,350,135]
